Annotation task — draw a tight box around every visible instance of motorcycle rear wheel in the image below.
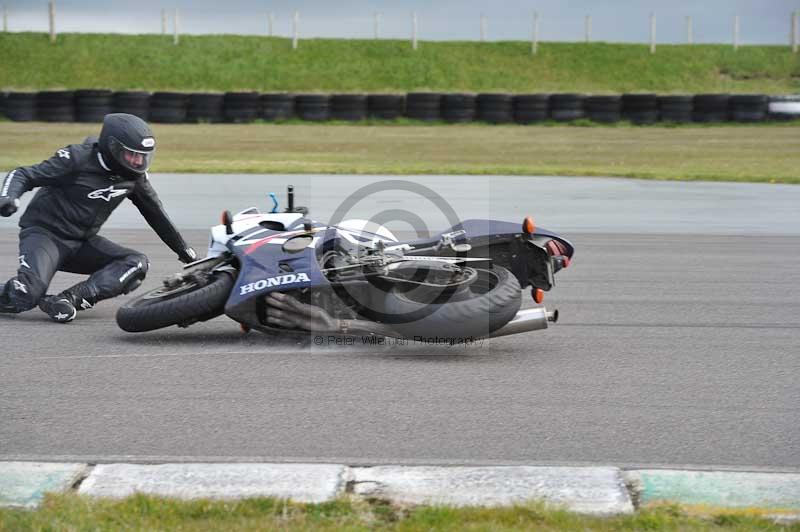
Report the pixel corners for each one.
[116,272,234,332]
[380,266,521,340]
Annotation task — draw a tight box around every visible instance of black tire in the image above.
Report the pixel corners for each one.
[75,89,113,123]
[405,92,442,121]
[116,272,234,332]
[693,94,730,122]
[381,266,521,339]
[585,95,621,123]
[767,95,800,121]
[224,92,260,123]
[261,93,294,121]
[37,90,76,122]
[5,92,37,121]
[513,94,549,123]
[441,93,477,123]
[658,95,693,123]
[730,94,767,122]
[476,93,513,123]
[368,94,404,119]
[295,94,331,121]
[550,93,585,121]
[187,93,224,123]
[113,91,151,120]
[331,94,368,121]
[150,92,188,123]
[622,93,658,124]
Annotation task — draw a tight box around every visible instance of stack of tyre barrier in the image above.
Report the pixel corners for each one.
[4,92,37,121]
[186,93,224,123]
[441,94,476,122]
[224,92,260,123]
[585,95,622,123]
[729,95,768,122]
[37,91,75,122]
[331,94,368,121]
[477,94,514,123]
[149,92,187,123]
[294,94,330,121]
[75,90,113,122]
[406,93,442,121]
[549,93,585,121]
[367,94,405,120]
[658,96,693,123]
[261,93,294,121]
[622,94,659,124]
[513,94,549,123]
[113,91,150,120]
[693,94,730,122]
[3,90,799,124]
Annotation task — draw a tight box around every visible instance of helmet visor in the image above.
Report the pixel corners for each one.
[108,137,155,173]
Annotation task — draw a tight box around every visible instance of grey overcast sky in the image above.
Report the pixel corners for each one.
[4,0,799,44]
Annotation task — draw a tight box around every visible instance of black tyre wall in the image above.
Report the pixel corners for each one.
[295,94,331,121]
[622,93,658,124]
[477,93,513,123]
[406,92,442,121]
[224,92,260,123]
[37,91,75,122]
[693,94,730,122]
[187,93,224,123]
[730,94,767,122]
[441,93,476,122]
[113,91,151,120]
[585,95,621,123]
[368,94,405,119]
[149,92,187,123]
[658,95,693,123]
[4,92,37,121]
[261,93,294,121]
[767,95,800,121]
[513,94,549,123]
[331,94,368,121]
[549,93,585,121]
[75,89,113,123]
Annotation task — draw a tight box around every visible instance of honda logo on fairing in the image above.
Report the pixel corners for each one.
[240,273,311,295]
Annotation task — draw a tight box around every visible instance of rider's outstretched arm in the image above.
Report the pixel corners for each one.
[0,146,77,216]
[129,176,196,263]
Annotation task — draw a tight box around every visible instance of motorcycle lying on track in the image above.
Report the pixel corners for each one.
[116,186,574,340]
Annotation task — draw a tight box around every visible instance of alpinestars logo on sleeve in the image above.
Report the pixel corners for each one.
[88,185,128,202]
[57,149,71,159]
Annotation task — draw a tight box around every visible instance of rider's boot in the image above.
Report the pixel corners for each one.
[38,280,98,323]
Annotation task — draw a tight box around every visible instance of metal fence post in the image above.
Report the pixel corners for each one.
[650,12,656,53]
[48,1,56,43]
[3,5,7,32]
[480,13,486,42]
[532,11,539,55]
[374,12,381,39]
[793,11,798,53]
[412,11,418,50]
[161,8,166,35]
[292,11,299,50]
[686,15,693,44]
[173,7,179,45]
[268,12,274,37]
[733,14,740,50]
[585,15,591,43]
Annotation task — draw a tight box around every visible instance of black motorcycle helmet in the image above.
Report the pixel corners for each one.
[98,113,156,178]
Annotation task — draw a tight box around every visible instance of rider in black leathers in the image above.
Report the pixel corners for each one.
[0,113,196,323]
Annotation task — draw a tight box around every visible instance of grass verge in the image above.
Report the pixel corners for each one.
[1,122,798,183]
[1,33,799,93]
[1,493,797,531]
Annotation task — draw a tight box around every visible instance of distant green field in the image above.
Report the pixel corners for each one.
[1,32,798,93]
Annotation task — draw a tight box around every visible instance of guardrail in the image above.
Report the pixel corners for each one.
[2,91,799,124]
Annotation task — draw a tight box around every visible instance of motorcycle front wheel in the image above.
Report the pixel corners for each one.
[116,271,234,332]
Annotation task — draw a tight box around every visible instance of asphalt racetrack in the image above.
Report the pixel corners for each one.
[1,175,798,471]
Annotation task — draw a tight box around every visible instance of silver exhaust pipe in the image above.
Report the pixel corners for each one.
[489,307,558,338]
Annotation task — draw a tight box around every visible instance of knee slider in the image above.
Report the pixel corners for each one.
[118,255,149,294]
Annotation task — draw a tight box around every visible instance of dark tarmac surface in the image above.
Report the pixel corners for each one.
[1,175,798,470]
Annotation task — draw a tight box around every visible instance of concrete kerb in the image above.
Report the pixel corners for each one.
[2,461,800,518]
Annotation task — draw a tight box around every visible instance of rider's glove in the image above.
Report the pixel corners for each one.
[178,247,197,264]
[0,198,19,218]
